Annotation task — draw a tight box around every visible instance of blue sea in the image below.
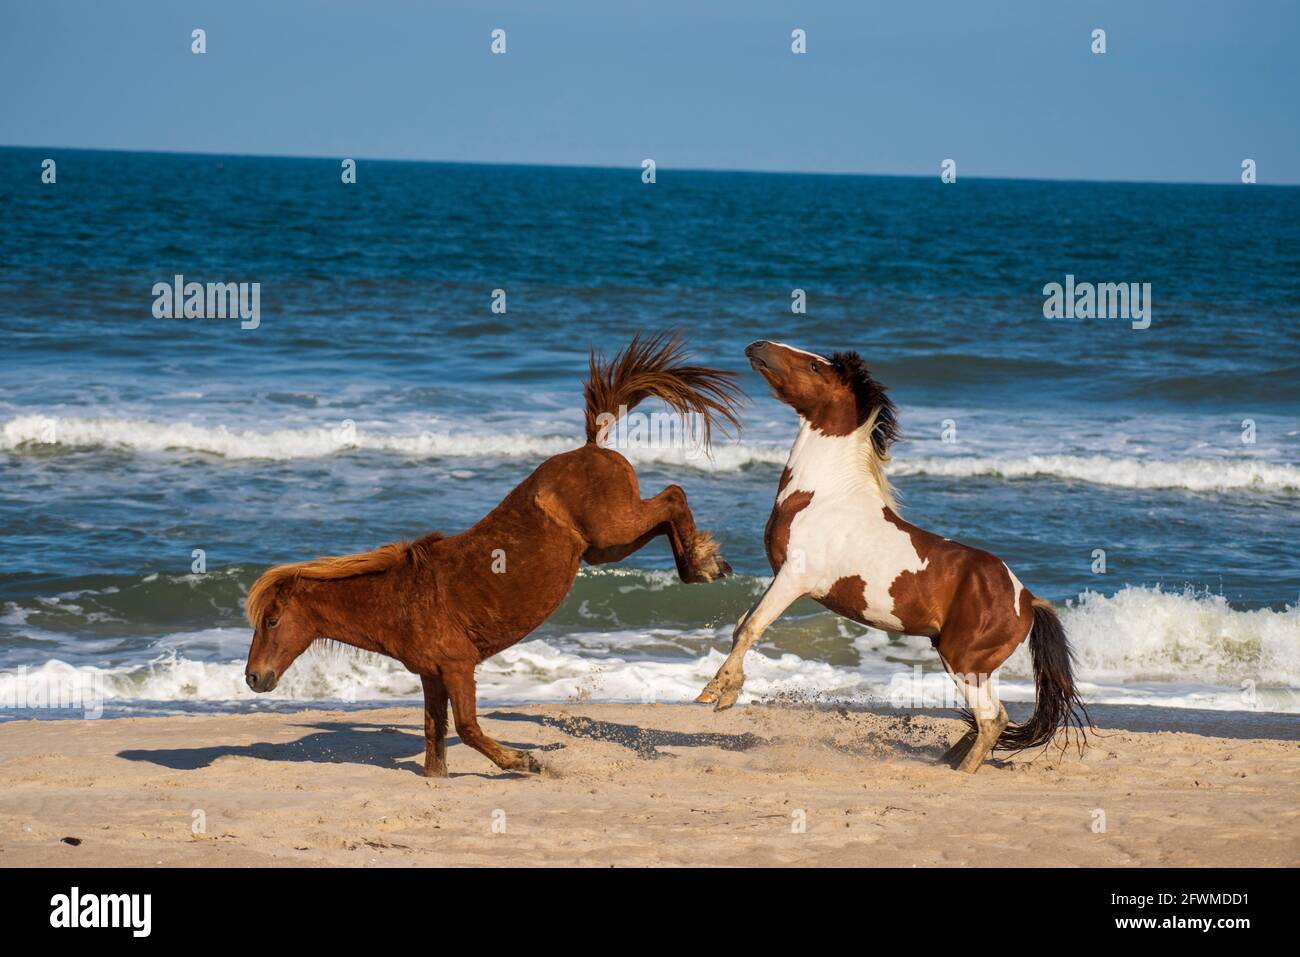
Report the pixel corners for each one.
[2,146,1298,718]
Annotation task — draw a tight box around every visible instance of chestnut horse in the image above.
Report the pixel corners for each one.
[696,340,1089,772]
[245,333,742,777]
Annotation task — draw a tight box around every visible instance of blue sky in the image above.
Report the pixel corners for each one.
[2,0,1297,183]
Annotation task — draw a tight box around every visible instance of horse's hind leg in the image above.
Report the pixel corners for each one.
[443,665,542,775]
[941,730,977,765]
[420,674,449,778]
[584,484,729,583]
[943,665,1008,774]
[649,483,731,583]
[959,702,1009,774]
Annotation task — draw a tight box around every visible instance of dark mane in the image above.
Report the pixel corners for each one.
[830,351,899,457]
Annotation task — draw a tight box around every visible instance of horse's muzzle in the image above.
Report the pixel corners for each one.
[245,669,277,693]
[745,340,774,371]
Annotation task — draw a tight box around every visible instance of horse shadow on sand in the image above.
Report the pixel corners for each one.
[484,711,768,760]
[116,720,548,779]
[492,709,994,768]
[118,711,908,776]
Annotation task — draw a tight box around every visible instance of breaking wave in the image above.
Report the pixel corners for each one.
[1,586,1295,716]
[4,414,1298,492]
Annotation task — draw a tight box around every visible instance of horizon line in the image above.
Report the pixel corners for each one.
[3,142,1294,189]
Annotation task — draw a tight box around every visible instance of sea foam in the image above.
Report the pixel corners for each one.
[1,587,1295,716]
[4,414,1298,491]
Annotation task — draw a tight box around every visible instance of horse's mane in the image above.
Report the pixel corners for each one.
[830,351,901,511]
[857,406,900,511]
[245,531,444,627]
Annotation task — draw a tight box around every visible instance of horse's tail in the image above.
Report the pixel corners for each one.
[996,598,1092,751]
[583,331,744,449]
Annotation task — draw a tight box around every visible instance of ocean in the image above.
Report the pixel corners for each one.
[2,146,1297,719]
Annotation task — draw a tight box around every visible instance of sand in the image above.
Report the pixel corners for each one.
[0,703,1295,867]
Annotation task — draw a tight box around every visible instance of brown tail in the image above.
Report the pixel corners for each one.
[995,598,1092,751]
[583,332,744,449]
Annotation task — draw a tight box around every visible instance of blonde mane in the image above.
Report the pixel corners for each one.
[245,532,443,627]
[859,406,899,511]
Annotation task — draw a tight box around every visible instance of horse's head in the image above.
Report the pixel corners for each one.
[244,578,314,693]
[745,340,899,452]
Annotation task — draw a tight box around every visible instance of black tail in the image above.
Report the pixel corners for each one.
[996,599,1091,751]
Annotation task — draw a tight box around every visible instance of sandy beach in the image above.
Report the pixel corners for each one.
[1,703,1295,867]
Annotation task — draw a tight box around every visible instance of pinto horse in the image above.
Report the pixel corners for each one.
[696,340,1089,772]
[244,333,742,777]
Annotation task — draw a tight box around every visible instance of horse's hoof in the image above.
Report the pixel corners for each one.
[688,533,730,583]
[713,685,742,711]
[424,763,449,779]
[519,752,544,774]
[702,556,732,583]
[695,674,727,703]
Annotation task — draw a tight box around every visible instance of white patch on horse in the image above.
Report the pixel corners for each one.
[942,657,1001,721]
[767,341,829,364]
[779,421,926,631]
[1003,562,1025,617]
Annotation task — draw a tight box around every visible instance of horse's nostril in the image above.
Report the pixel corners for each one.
[246,670,276,692]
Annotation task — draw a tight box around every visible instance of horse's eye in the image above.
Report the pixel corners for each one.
[809,361,822,374]
[266,617,279,628]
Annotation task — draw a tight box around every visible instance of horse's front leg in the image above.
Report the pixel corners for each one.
[443,664,542,774]
[420,674,449,778]
[696,568,806,711]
